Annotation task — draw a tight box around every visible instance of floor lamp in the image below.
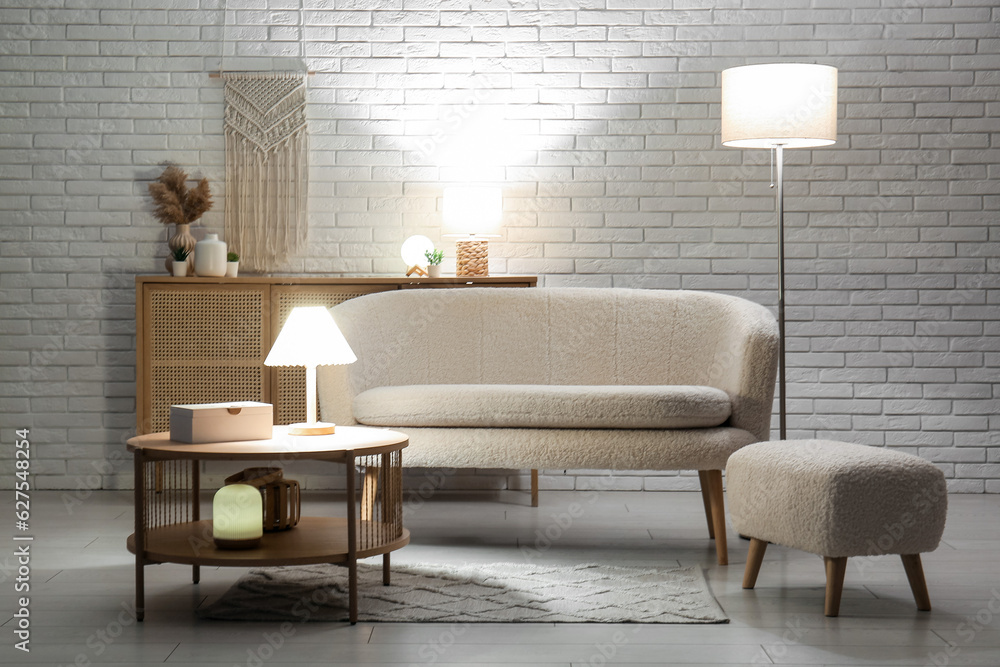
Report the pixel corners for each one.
[721,63,838,439]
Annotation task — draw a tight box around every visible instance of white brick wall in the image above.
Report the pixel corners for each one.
[1,0,998,493]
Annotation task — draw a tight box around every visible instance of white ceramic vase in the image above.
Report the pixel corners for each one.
[194,233,227,277]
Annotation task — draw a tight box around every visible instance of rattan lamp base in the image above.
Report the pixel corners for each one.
[455,238,489,277]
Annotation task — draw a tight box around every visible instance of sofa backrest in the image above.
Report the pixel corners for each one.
[320,287,779,440]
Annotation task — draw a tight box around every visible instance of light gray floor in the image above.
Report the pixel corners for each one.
[1,488,998,666]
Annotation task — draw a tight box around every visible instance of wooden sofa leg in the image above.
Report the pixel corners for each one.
[697,470,715,539]
[901,554,932,611]
[824,556,848,617]
[704,470,728,566]
[743,538,767,589]
[530,469,539,507]
[361,466,379,521]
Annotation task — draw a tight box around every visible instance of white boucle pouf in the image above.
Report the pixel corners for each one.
[727,440,948,617]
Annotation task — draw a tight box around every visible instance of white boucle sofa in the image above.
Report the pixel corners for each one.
[318,287,779,565]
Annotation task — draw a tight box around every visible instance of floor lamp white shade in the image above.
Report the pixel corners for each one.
[264,306,357,435]
[721,63,838,439]
[722,63,837,149]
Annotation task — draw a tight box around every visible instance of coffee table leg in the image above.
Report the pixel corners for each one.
[133,452,145,622]
[348,561,358,624]
[346,452,358,625]
[383,553,391,585]
[192,460,200,585]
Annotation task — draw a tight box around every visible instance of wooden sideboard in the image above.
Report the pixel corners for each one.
[135,276,537,436]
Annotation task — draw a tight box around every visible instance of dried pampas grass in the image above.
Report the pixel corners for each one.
[148,165,213,226]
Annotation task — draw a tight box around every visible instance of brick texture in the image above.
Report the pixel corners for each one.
[1,0,997,493]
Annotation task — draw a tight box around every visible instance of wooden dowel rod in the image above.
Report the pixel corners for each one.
[208,71,316,78]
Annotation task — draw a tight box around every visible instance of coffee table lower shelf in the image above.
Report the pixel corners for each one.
[127,517,410,566]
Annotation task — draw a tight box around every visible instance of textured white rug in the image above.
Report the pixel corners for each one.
[198,562,728,623]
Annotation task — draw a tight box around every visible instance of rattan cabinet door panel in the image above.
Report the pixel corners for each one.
[139,284,269,434]
[270,285,393,426]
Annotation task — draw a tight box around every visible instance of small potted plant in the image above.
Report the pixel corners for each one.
[226,251,240,278]
[425,248,444,277]
[171,247,190,277]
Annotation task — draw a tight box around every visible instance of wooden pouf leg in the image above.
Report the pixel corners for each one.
[743,538,768,589]
[824,556,848,617]
[901,554,932,611]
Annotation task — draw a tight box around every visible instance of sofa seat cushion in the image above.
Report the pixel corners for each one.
[393,425,757,471]
[352,384,732,429]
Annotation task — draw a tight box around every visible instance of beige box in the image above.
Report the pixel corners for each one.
[169,401,274,444]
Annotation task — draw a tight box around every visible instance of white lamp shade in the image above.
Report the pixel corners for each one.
[401,234,435,266]
[264,306,357,368]
[443,186,502,236]
[721,63,837,149]
[213,484,262,543]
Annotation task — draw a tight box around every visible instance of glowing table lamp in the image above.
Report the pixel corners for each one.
[264,306,357,435]
[722,63,837,438]
[213,483,262,549]
[401,234,435,277]
[443,186,502,277]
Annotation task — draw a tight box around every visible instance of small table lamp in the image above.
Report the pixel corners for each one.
[400,234,435,277]
[213,483,262,549]
[264,306,357,435]
[443,186,502,277]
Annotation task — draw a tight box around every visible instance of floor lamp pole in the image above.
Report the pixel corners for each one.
[721,63,838,441]
[775,144,786,440]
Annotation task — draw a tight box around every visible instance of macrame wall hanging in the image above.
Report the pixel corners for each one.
[222,71,309,272]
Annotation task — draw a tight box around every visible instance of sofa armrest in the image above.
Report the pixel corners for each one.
[711,302,779,443]
[316,363,358,427]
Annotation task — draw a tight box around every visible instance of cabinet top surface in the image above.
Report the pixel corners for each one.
[127,425,408,459]
[136,275,537,286]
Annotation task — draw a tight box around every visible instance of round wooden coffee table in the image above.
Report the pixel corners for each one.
[126,425,409,623]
